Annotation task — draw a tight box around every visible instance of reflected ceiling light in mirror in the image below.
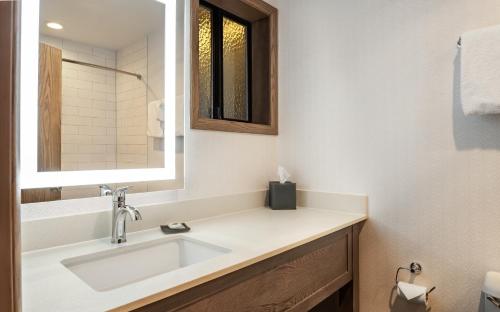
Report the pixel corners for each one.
[46,22,63,30]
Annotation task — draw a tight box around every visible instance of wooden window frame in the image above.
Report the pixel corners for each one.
[191,0,278,135]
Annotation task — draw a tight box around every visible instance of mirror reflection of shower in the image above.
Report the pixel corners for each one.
[25,0,185,202]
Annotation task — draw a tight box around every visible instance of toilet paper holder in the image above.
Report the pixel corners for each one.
[395,262,423,283]
[395,262,436,298]
[487,296,500,309]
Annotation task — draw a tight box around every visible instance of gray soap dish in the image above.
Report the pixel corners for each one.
[160,223,191,234]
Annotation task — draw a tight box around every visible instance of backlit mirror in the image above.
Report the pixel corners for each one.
[20,0,184,202]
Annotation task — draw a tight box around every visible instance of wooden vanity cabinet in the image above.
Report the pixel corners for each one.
[134,223,362,312]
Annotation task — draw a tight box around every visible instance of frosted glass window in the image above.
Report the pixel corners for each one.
[197,3,251,122]
[198,6,213,118]
[193,0,277,134]
[222,17,248,121]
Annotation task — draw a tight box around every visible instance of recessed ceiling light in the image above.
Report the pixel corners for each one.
[46,22,63,30]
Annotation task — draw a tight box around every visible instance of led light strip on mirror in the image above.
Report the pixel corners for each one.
[19,0,179,188]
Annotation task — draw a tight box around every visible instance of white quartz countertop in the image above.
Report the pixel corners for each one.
[22,206,367,312]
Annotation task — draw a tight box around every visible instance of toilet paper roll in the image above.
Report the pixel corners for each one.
[397,281,430,308]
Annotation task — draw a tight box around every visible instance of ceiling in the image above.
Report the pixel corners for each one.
[39,0,165,50]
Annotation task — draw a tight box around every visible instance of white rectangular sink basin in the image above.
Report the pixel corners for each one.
[61,236,230,291]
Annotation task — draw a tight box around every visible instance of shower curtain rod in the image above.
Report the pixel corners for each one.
[62,58,142,80]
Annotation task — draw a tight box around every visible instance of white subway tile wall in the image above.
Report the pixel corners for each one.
[40,35,117,175]
[146,31,167,169]
[37,33,175,200]
[40,36,117,199]
[116,38,149,170]
[116,33,165,170]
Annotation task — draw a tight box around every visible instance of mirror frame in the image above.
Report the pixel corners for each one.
[19,0,179,189]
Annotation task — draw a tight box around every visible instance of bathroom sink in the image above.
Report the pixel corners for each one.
[61,236,230,291]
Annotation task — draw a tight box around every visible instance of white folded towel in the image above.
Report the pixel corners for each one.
[461,25,500,115]
[147,100,164,138]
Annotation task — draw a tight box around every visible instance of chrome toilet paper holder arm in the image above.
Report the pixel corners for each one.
[487,296,500,309]
[395,262,436,298]
[395,262,423,284]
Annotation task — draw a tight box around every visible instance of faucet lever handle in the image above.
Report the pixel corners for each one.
[115,186,129,193]
[112,186,130,202]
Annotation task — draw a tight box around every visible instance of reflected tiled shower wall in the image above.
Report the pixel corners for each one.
[146,31,167,170]
[39,33,167,198]
[116,38,149,170]
[40,35,118,173]
[115,32,165,176]
[40,35,118,199]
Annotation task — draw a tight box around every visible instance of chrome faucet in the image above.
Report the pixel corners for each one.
[99,184,112,197]
[100,185,142,244]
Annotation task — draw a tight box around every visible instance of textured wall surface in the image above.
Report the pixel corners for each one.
[277,0,500,311]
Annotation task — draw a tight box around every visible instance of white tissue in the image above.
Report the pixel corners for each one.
[278,166,291,184]
[397,282,430,309]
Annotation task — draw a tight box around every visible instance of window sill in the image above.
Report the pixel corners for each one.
[191,116,277,135]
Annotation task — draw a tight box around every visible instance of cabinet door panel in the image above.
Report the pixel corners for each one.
[178,229,351,312]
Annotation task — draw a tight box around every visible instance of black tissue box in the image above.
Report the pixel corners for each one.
[269,181,296,210]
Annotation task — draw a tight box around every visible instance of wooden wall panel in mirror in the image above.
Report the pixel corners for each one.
[22,43,63,203]
[21,0,185,203]
[191,0,278,135]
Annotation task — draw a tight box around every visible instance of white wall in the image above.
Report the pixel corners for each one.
[278,0,500,311]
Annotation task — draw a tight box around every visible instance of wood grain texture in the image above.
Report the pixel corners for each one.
[191,0,278,135]
[204,0,267,22]
[0,1,21,311]
[352,222,364,312]
[37,43,62,172]
[241,0,277,15]
[287,228,352,312]
[179,236,348,312]
[21,43,62,203]
[133,227,353,312]
[21,187,61,204]
[309,282,353,312]
[268,5,278,134]
[251,18,270,125]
